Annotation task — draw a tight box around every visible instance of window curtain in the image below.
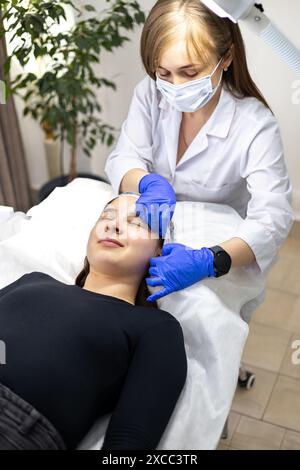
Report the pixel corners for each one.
[0,21,32,212]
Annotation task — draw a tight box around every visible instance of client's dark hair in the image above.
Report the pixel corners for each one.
[75,238,164,309]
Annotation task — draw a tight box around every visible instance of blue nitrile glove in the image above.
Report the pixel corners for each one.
[146,243,216,302]
[136,173,176,237]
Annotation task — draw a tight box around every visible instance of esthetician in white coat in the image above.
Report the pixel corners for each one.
[104,0,295,302]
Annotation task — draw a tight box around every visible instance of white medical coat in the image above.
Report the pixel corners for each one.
[104,75,295,275]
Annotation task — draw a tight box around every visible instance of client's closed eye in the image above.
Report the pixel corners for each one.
[128,216,144,227]
[99,212,116,221]
[98,214,146,229]
[130,220,141,226]
[99,215,114,220]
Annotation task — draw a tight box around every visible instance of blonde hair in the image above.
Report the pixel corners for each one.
[140,0,272,111]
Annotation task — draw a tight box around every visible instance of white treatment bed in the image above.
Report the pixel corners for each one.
[0,178,270,450]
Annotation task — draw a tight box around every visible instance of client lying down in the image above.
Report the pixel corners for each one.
[0,193,187,450]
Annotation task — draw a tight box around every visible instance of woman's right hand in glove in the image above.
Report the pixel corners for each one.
[136,173,176,237]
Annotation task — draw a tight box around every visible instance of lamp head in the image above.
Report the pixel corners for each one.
[201,0,255,22]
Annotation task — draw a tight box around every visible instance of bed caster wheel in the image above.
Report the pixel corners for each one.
[238,371,255,390]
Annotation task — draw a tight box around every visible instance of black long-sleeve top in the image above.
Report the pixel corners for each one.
[0,272,187,450]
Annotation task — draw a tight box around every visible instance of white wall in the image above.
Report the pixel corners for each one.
[13,0,300,219]
[239,0,300,219]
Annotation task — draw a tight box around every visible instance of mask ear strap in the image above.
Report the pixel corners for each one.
[210,62,224,94]
[214,67,224,89]
[212,56,225,76]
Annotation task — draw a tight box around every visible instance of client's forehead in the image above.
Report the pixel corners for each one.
[104,195,138,216]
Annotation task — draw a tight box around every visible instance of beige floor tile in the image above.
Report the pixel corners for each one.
[242,322,292,373]
[280,430,300,450]
[289,222,300,240]
[264,375,300,432]
[280,261,300,297]
[267,256,290,290]
[267,255,292,292]
[278,236,300,257]
[252,289,300,333]
[216,442,229,450]
[292,297,300,331]
[231,365,277,419]
[218,411,241,447]
[280,334,300,380]
[267,253,300,296]
[230,416,285,450]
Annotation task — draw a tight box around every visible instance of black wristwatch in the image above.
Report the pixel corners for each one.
[208,245,232,278]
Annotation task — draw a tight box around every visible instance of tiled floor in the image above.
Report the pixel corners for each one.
[218,221,300,450]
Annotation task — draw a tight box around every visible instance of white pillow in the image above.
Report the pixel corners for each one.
[0,206,14,226]
[0,178,113,287]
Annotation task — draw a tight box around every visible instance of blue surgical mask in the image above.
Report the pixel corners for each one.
[155,57,224,113]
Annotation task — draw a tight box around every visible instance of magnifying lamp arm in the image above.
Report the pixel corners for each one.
[241,5,300,77]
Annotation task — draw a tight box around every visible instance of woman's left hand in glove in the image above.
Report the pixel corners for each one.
[146,243,216,302]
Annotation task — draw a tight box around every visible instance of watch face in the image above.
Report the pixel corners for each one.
[215,251,231,273]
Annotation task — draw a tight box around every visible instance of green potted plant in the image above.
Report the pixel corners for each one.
[0,0,145,201]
